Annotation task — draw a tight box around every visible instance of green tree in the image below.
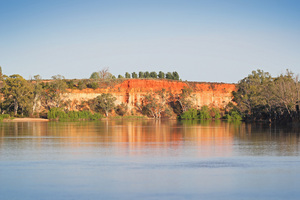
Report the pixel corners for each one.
[233,69,272,120]
[172,71,179,80]
[118,75,124,79]
[1,74,33,116]
[139,71,144,78]
[158,71,165,79]
[132,72,138,78]
[150,71,157,79]
[90,72,100,79]
[233,69,300,122]
[144,71,150,78]
[92,93,116,117]
[166,72,173,79]
[125,72,131,78]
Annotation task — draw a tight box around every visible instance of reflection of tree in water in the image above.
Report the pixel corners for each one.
[236,122,300,156]
[0,121,299,156]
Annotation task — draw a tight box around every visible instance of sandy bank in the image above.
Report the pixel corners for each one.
[3,118,50,122]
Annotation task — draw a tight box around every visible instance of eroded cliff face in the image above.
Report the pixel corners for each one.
[64,79,236,111]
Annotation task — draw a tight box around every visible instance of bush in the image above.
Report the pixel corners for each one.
[87,82,98,89]
[180,108,198,119]
[89,113,103,120]
[78,80,87,90]
[47,108,103,121]
[47,108,67,120]
[198,106,211,120]
[224,110,242,121]
[180,106,220,120]
[66,80,76,89]
[210,107,221,119]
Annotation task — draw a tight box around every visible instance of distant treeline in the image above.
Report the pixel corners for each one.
[118,71,180,80]
[89,68,180,80]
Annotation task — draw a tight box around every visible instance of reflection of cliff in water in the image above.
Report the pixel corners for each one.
[0,121,299,157]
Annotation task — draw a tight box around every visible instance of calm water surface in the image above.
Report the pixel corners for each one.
[0,120,300,200]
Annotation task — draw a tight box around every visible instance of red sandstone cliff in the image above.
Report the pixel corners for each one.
[65,79,236,111]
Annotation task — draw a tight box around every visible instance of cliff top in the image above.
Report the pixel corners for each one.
[66,79,236,94]
[0,78,236,93]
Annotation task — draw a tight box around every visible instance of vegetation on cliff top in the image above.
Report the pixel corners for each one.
[89,67,181,81]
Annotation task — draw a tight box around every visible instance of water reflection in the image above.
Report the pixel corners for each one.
[1,120,300,200]
[235,122,300,156]
[0,120,299,158]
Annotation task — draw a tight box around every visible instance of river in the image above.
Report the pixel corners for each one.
[0,120,299,200]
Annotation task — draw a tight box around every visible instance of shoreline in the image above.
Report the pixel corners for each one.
[3,118,50,122]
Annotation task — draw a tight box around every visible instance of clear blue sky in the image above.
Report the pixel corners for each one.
[0,0,299,83]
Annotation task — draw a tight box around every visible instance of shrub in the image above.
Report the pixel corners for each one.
[89,113,103,120]
[47,108,103,121]
[224,110,242,121]
[66,80,76,89]
[180,108,198,119]
[180,106,221,120]
[78,81,87,90]
[210,107,221,119]
[79,111,93,119]
[215,111,221,119]
[47,108,67,120]
[87,82,98,89]
[198,106,211,120]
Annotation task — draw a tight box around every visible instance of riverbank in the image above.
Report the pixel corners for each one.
[3,118,50,122]
[2,116,148,122]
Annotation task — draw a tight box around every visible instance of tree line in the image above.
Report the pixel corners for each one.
[0,65,299,122]
[230,69,300,122]
[119,71,180,80]
[89,68,180,80]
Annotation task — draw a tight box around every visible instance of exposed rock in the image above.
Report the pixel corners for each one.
[64,79,236,111]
